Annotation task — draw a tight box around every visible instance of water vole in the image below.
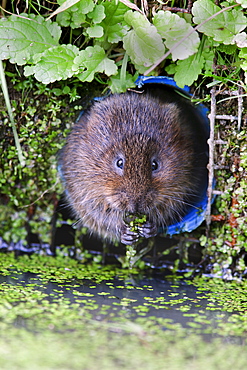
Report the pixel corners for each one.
[59,85,208,245]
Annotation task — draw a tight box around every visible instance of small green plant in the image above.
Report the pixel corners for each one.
[125,214,146,268]
[117,214,154,269]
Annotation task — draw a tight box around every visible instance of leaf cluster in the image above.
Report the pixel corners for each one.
[0,0,247,91]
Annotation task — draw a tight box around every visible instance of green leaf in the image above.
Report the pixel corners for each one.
[0,14,60,65]
[236,0,247,8]
[192,0,247,44]
[165,63,177,75]
[56,0,94,28]
[24,44,79,84]
[240,57,247,70]
[86,25,104,38]
[74,45,118,82]
[98,1,130,43]
[48,0,81,19]
[123,11,165,68]
[87,4,105,24]
[239,47,247,83]
[173,53,205,88]
[153,10,200,61]
[56,9,86,28]
[239,47,247,59]
[202,48,214,74]
[234,32,247,48]
[217,43,238,55]
[57,0,94,13]
[109,70,138,93]
[241,59,247,85]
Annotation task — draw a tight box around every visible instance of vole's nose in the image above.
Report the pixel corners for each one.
[127,202,138,214]
[127,196,144,214]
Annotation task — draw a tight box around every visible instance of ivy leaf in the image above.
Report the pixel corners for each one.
[85,25,104,38]
[24,45,79,84]
[202,48,214,74]
[98,1,130,43]
[56,0,94,28]
[87,4,105,24]
[56,9,86,28]
[173,53,205,88]
[239,47,247,82]
[236,0,247,8]
[192,0,247,44]
[123,11,165,68]
[240,59,247,84]
[234,32,247,48]
[74,45,117,82]
[153,10,200,61]
[165,63,177,75]
[0,14,60,65]
[239,47,247,59]
[217,43,237,55]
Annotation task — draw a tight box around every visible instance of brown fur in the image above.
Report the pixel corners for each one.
[59,90,204,243]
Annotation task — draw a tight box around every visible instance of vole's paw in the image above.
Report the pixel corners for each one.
[138,222,157,239]
[120,224,139,245]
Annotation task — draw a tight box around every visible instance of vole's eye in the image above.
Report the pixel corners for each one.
[116,158,124,169]
[152,159,159,171]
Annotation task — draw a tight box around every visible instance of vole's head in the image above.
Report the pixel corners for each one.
[81,93,195,226]
[59,90,203,242]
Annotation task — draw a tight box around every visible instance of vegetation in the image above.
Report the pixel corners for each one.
[1,0,247,89]
[0,0,247,276]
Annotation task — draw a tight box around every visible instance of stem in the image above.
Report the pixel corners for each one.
[0,60,25,167]
[120,52,128,85]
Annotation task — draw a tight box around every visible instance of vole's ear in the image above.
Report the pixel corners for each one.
[163,103,180,124]
[76,107,105,141]
[75,110,90,131]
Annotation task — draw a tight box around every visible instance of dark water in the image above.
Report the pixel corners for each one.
[0,269,244,345]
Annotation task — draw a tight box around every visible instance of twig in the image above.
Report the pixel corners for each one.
[141,0,149,16]
[237,83,243,131]
[20,179,59,208]
[206,85,216,228]
[120,0,146,18]
[162,7,191,14]
[215,114,237,122]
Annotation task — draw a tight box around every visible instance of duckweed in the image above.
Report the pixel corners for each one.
[0,253,247,368]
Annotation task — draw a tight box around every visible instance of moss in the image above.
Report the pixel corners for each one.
[0,74,99,250]
[202,124,247,276]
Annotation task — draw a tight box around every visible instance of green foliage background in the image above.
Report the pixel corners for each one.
[0,0,247,276]
[1,0,247,90]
